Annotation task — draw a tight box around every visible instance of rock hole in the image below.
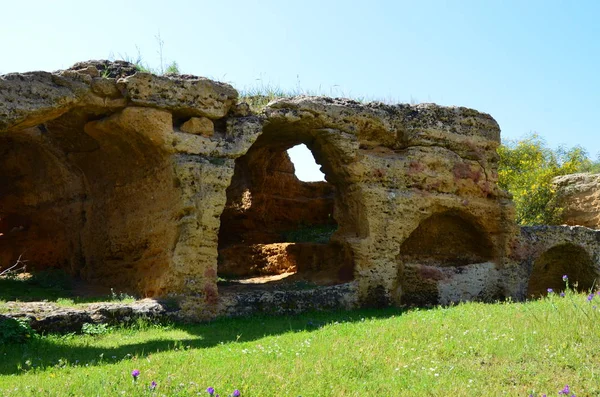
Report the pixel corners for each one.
[287,144,325,182]
[398,210,495,305]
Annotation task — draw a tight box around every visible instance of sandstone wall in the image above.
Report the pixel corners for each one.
[0,60,239,303]
[4,60,596,319]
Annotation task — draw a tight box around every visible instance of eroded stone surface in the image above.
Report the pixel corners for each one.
[180,116,214,136]
[1,300,172,334]
[553,173,600,229]
[118,73,238,119]
[2,60,598,321]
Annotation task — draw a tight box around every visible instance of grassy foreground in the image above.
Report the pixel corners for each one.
[1,290,600,396]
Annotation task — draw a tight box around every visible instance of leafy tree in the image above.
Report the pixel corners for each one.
[498,133,600,225]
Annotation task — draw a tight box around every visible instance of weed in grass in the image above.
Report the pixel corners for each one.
[206,386,240,396]
[0,317,36,344]
[238,78,414,112]
[110,288,136,303]
[112,34,181,76]
[81,323,110,336]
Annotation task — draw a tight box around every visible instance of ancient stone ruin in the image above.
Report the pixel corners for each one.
[2,60,599,319]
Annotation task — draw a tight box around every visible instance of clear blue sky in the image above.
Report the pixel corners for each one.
[2,0,599,181]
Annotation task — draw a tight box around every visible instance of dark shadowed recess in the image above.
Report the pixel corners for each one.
[528,243,598,296]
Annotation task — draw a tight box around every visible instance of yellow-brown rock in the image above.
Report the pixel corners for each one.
[2,60,598,319]
[552,173,600,229]
[180,116,214,137]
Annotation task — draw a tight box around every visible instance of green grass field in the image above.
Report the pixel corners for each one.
[1,285,599,396]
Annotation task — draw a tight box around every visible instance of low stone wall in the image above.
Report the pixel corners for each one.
[1,300,173,334]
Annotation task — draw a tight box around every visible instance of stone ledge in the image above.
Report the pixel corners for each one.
[1,299,177,334]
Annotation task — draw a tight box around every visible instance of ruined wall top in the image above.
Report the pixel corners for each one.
[1,60,500,145]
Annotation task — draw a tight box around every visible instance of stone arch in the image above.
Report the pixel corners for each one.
[398,209,497,305]
[0,106,182,296]
[0,128,87,275]
[528,243,598,297]
[400,210,495,267]
[217,119,361,288]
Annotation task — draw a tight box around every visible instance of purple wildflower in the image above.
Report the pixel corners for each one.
[587,294,594,302]
[547,288,553,293]
[131,369,140,380]
[559,385,570,395]
[231,390,241,397]
[560,292,565,297]
[150,381,157,390]
[562,275,568,282]
[207,387,215,395]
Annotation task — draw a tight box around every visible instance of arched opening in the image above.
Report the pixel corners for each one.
[528,244,597,297]
[398,210,496,305]
[217,127,355,291]
[1,107,181,300]
[0,129,86,277]
[400,211,495,266]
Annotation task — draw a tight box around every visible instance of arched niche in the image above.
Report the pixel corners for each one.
[528,243,597,297]
[0,128,86,275]
[1,106,181,297]
[400,210,495,267]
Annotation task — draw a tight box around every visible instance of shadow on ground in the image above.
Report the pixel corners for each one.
[0,275,135,304]
[0,307,406,376]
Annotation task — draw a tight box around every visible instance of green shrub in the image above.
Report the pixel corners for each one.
[498,133,600,225]
[0,316,36,344]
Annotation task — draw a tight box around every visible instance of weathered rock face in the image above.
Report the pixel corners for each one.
[0,60,238,301]
[552,173,600,229]
[5,60,596,319]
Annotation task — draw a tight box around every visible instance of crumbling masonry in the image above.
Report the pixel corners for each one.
[1,61,599,319]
